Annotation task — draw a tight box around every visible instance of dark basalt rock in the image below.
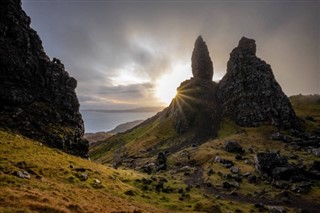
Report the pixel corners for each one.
[224,141,244,153]
[0,0,88,157]
[191,35,213,80]
[255,152,302,180]
[168,77,221,141]
[218,37,300,129]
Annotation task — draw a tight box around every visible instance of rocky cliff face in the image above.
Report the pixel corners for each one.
[0,0,88,157]
[218,37,300,129]
[167,36,220,141]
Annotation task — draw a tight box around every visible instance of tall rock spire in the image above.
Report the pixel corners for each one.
[191,36,213,80]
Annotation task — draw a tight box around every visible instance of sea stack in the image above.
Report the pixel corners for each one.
[0,0,88,157]
[218,37,300,129]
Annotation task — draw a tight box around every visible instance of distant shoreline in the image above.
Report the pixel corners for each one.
[81,107,164,113]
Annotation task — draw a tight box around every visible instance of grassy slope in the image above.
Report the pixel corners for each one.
[88,95,320,212]
[0,130,261,213]
[2,95,318,212]
[289,94,320,131]
[0,130,171,213]
[90,113,178,164]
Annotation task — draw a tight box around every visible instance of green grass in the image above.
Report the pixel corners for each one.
[2,130,259,212]
[0,130,174,212]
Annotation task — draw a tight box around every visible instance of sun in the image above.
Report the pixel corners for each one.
[155,74,178,105]
[155,62,191,106]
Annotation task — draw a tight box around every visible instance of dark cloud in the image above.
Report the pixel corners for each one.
[22,0,319,109]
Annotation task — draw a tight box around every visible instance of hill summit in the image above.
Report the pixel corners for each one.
[0,0,88,157]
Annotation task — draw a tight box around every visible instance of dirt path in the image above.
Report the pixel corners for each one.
[185,166,320,213]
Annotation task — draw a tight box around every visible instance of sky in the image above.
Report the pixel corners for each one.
[22,0,319,110]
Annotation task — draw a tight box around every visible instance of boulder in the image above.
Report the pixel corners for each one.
[14,170,30,179]
[224,141,243,153]
[156,152,167,171]
[255,152,301,180]
[230,166,239,174]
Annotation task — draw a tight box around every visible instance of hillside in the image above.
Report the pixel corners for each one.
[0,129,278,213]
[88,95,320,212]
[108,120,144,135]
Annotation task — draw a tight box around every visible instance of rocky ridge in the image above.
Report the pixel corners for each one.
[0,0,88,157]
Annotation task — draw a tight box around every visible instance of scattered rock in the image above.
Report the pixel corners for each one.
[230,166,239,174]
[272,181,289,189]
[214,156,221,163]
[76,173,88,181]
[224,141,243,153]
[222,181,239,189]
[179,166,192,173]
[311,148,320,157]
[247,175,257,183]
[220,159,234,168]
[267,206,287,213]
[156,152,167,171]
[271,132,292,142]
[141,163,156,174]
[124,190,135,196]
[14,170,30,179]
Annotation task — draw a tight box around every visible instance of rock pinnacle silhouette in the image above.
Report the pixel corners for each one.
[191,35,213,80]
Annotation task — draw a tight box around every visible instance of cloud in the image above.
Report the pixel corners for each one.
[22,0,319,109]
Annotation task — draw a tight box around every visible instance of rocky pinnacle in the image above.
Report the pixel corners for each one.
[218,37,300,129]
[191,36,213,80]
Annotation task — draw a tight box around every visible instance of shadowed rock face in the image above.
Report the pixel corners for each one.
[191,36,213,80]
[218,37,300,129]
[0,0,88,157]
[168,78,220,141]
[165,36,220,141]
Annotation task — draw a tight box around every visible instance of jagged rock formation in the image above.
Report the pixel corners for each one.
[0,0,88,157]
[191,35,213,80]
[218,37,300,129]
[167,36,220,141]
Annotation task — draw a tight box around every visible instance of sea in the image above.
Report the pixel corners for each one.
[81,111,157,133]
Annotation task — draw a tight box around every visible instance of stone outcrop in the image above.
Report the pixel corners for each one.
[191,35,213,80]
[167,36,220,141]
[0,0,88,157]
[218,37,300,129]
[168,78,220,140]
[255,152,301,180]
